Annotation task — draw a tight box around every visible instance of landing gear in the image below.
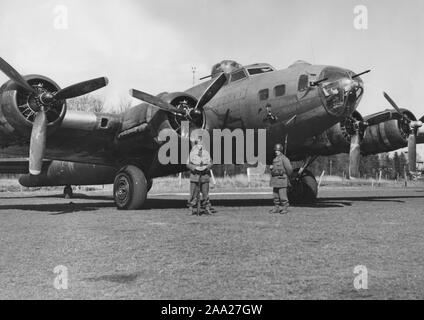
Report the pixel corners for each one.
[113,165,148,210]
[63,185,73,199]
[287,155,319,205]
[288,169,318,205]
[147,179,153,192]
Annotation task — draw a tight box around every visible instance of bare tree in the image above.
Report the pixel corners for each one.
[66,94,105,112]
[109,96,132,114]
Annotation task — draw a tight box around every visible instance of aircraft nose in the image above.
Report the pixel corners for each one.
[320,70,364,118]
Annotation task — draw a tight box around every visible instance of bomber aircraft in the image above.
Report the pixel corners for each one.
[0,57,423,209]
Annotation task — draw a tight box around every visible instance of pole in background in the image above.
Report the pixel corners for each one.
[192,66,197,86]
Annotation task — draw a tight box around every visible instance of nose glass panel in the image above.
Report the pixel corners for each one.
[319,68,364,117]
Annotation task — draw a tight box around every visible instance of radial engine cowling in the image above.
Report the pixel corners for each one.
[294,111,363,157]
[0,74,66,140]
[157,92,204,132]
[361,109,416,155]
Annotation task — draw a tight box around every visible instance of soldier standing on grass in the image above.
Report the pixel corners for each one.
[186,137,214,215]
[269,143,293,214]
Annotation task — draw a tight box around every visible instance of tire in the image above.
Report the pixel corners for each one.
[113,165,147,210]
[288,169,318,205]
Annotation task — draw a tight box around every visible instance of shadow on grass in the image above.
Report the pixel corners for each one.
[0,193,421,213]
[83,272,141,284]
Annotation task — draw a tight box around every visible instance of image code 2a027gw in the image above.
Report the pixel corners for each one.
[0,57,423,209]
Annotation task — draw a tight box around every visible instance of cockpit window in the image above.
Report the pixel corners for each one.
[247,67,274,76]
[230,70,247,82]
[298,74,309,91]
[321,68,350,81]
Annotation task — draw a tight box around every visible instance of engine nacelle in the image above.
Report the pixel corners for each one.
[0,75,67,145]
[19,161,117,187]
[361,109,416,155]
[418,126,424,144]
[291,111,363,158]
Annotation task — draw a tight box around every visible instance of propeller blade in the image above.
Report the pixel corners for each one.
[54,77,109,100]
[0,57,36,93]
[29,110,47,175]
[130,89,184,114]
[195,73,227,110]
[383,92,403,115]
[348,132,362,179]
[408,133,417,173]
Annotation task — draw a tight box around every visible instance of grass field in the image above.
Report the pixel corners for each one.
[1,186,424,299]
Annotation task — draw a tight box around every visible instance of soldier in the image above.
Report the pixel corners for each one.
[186,138,214,215]
[269,143,293,214]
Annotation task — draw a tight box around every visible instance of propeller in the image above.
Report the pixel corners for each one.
[0,56,109,175]
[29,109,47,175]
[0,57,37,94]
[130,89,185,115]
[346,117,368,179]
[130,72,227,125]
[348,130,362,179]
[383,92,423,173]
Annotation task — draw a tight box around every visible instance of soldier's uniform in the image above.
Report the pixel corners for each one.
[269,143,293,214]
[186,144,213,215]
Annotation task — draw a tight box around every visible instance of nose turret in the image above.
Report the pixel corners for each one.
[319,67,364,118]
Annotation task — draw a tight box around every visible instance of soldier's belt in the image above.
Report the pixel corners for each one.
[271,170,286,177]
[192,170,209,175]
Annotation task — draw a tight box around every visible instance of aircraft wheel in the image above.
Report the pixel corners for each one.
[113,165,147,210]
[288,169,318,205]
[63,185,73,199]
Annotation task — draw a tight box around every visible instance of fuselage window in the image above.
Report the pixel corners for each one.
[258,89,269,101]
[298,74,309,91]
[230,70,247,82]
[274,84,286,97]
[248,67,274,76]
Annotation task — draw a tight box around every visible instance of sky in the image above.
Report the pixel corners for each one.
[1,0,423,155]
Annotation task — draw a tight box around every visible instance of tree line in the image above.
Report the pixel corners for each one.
[211,152,415,180]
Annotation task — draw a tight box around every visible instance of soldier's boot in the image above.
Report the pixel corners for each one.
[269,206,280,214]
[190,201,200,215]
[203,206,213,215]
[190,206,198,215]
[279,203,289,214]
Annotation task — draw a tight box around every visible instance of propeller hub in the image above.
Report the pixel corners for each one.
[39,92,55,105]
[411,121,423,129]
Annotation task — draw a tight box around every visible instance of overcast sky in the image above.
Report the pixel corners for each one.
[1,0,423,154]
